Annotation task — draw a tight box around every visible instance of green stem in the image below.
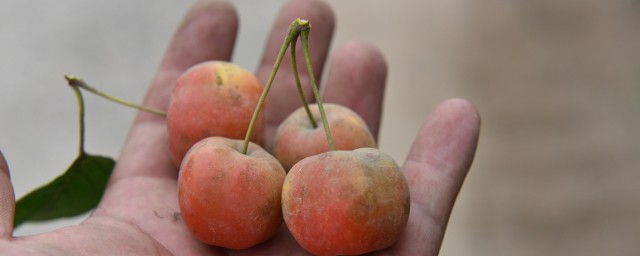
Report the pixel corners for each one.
[64,75,167,117]
[67,79,86,156]
[290,36,318,129]
[300,29,335,151]
[242,19,312,154]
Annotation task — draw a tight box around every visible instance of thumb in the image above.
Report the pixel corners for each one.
[0,150,15,239]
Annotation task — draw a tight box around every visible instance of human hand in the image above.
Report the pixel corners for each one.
[0,0,480,255]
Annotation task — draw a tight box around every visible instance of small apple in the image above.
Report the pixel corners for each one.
[167,61,264,167]
[282,148,410,255]
[272,103,376,171]
[177,137,285,249]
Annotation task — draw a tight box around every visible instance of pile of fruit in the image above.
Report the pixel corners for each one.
[151,19,410,255]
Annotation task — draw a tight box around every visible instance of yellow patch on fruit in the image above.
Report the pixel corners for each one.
[377,158,398,169]
[216,62,248,86]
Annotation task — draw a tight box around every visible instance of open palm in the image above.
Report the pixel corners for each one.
[0,0,480,255]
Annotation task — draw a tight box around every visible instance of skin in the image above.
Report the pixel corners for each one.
[272,103,376,171]
[283,148,410,255]
[0,0,481,255]
[178,137,285,249]
[167,61,264,167]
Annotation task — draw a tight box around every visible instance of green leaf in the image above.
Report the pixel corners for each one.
[13,152,114,227]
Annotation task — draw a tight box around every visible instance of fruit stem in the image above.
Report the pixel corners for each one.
[64,75,167,117]
[300,29,335,151]
[242,19,312,154]
[66,77,87,155]
[290,36,318,129]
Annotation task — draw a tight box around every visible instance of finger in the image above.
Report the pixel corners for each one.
[321,41,387,139]
[112,0,238,181]
[0,150,15,240]
[258,0,335,143]
[393,98,481,255]
[141,0,238,117]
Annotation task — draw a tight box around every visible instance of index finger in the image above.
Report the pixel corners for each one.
[112,0,239,181]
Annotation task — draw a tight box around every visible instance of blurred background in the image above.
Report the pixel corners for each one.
[1,0,639,255]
